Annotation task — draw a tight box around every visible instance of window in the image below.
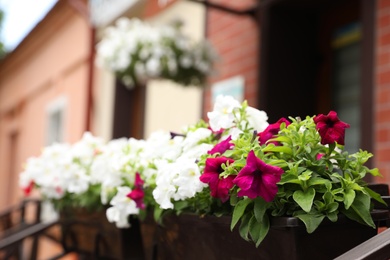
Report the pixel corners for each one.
[332,22,361,153]
[46,96,67,145]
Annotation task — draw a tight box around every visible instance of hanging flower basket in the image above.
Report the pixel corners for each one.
[96,17,218,88]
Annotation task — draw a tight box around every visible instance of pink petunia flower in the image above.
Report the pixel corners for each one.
[22,181,34,196]
[127,173,145,209]
[313,111,350,145]
[233,150,283,202]
[208,136,234,155]
[258,118,290,145]
[316,153,324,160]
[127,188,145,210]
[134,172,144,188]
[200,156,235,202]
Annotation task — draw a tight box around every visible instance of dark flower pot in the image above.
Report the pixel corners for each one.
[155,211,388,260]
[59,208,145,259]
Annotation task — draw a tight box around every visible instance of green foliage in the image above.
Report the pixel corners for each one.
[0,8,6,58]
[48,184,105,212]
[200,115,384,247]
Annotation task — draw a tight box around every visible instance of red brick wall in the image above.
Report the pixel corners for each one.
[203,0,259,118]
[376,0,390,183]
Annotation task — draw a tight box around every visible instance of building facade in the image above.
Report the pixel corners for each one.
[204,0,390,185]
[0,0,389,234]
[1,0,390,258]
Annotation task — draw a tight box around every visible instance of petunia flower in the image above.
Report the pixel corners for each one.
[208,136,234,155]
[127,173,145,209]
[134,172,144,188]
[207,95,241,131]
[106,186,139,228]
[233,150,283,202]
[127,188,145,210]
[22,181,34,196]
[244,106,269,132]
[313,111,350,145]
[258,118,290,145]
[200,156,235,202]
[316,153,324,160]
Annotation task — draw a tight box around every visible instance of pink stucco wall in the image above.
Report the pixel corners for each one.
[0,0,92,209]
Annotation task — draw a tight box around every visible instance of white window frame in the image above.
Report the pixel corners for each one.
[45,96,67,145]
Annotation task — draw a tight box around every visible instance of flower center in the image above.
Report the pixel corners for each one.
[326,119,334,127]
[254,169,263,176]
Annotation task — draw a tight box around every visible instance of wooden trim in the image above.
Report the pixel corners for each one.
[360,0,375,169]
[258,4,271,113]
[112,80,146,139]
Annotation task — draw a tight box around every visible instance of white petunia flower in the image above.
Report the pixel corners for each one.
[181,128,212,152]
[145,57,161,77]
[172,158,207,200]
[207,95,241,131]
[152,160,177,209]
[106,186,139,228]
[244,106,269,133]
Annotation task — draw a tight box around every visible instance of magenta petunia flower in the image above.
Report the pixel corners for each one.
[200,156,236,202]
[258,118,290,145]
[22,181,34,196]
[208,136,234,155]
[127,172,145,209]
[313,111,350,145]
[233,150,283,202]
[127,188,145,209]
[316,153,324,160]
[134,172,144,188]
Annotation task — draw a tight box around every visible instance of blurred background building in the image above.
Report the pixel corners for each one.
[0,0,389,256]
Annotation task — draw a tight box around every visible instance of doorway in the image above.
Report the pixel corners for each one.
[258,0,375,154]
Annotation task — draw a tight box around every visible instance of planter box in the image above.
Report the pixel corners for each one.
[59,208,144,259]
[155,211,388,260]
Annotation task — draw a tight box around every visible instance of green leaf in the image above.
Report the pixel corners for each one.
[249,215,270,247]
[344,188,355,210]
[254,197,268,223]
[230,190,239,206]
[278,173,301,185]
[308,177,331,186]
[349,192,376,228]
[298,170,312,181]
[262,145,293,155]
[269,136,292,145]
[327,212,338,222]
[295,214,325,233]
[154,207,163,223]
[323,191,333,205]
[174,200,189,211]
[238,213,252,241]
[350,183,364,192]
[327,202,339,213]
[364,187,387,206]
[231,198,252,231]
[368,168,382,177]
[293,188,315,212]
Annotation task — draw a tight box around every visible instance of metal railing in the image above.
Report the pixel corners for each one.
[336,183,390,260]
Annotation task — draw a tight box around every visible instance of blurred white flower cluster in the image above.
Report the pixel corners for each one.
[96,17,218,88]
[19,133,105,201]
[19,95,269,228]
